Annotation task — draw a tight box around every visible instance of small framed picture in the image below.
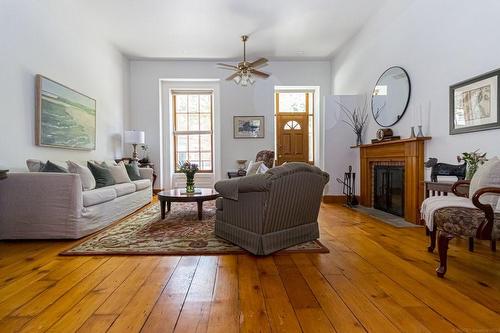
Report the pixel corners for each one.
[450,69,500,135]
[233,116,265,138]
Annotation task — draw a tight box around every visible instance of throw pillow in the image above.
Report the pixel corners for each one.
[39,160,68,173]
[125,162,143,181]
[257,163,269,174]
[107,161,131,184]
[87,161,115,188]
[26,159,43,172]
[246,160,264,176]
[67,161,96,191]
[469,156,500,207]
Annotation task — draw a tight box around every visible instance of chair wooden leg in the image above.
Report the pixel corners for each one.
[428,229,436,253]
[436,231,454,278]
[492,239,497,252]
[425,226,430,236]
[468,237,474,252]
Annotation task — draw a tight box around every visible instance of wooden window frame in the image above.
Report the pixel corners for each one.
[173,91,214,173]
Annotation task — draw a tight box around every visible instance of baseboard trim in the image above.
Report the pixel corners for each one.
[322,195,360,204]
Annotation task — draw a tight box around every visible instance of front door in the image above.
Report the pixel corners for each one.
[276,114,309,165]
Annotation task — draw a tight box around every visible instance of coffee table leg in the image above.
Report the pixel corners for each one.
[167,201,171,212]
[160,200,166,219]
[197,201,203,220]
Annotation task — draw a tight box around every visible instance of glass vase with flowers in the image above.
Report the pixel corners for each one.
[178,161,199,193]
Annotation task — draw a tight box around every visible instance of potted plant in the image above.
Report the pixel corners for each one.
[178,161,199,193]
[457,149,487,180]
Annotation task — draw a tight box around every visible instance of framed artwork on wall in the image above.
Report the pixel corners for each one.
[450,69,500,135]
[233,116,265,138]
[35,74,96,150]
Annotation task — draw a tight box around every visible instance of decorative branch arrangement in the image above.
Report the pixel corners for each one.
[336,97,369,146]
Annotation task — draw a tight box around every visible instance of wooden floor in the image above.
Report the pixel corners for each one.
[0,203,499,333]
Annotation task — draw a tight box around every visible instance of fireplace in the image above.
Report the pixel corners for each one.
[373,165,405,217]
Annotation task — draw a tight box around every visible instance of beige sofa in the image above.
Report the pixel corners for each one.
[214,162,329,255]
[0,167,153,239]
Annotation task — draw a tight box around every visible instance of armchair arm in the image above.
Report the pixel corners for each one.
[451,179,470,197]
[139,167,154,183]
[215,175,271,201]
[471,187,500,239]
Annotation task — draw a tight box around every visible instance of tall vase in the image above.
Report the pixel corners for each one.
[465,164,477,180]
[185,175,195,193]
[356,132,362,146]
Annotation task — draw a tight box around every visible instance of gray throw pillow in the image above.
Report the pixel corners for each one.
[125,162,143,181]
[40,161,68,173]
[87,161,115,188]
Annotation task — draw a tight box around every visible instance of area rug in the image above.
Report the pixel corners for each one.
[61,201,329,256]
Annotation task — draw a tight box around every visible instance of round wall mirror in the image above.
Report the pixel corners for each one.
[371,66,411,127]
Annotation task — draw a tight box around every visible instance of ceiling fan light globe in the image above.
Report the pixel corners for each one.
[233,75,241,84]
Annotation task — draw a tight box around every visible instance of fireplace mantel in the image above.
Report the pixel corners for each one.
[358,137,431,224]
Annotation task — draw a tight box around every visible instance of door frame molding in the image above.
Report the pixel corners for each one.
[274,86,323,169]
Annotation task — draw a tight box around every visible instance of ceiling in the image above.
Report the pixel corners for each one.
[79,0,385,60]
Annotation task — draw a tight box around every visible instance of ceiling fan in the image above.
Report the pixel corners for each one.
[217,35,270,86]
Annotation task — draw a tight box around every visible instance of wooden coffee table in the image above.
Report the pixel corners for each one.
[157,188,220,220]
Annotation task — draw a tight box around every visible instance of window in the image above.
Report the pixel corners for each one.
[283,120,301,130]
[172,90,213,172]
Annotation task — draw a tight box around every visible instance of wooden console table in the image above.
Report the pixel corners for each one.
[0,170,8,180]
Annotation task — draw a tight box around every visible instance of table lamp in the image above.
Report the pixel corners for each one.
[124,130,145,161]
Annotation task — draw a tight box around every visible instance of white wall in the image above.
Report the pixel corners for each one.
[0,0,129,170]
[332,0,500,179]
[129,60,331,189]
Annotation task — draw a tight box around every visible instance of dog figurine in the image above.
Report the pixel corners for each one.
[424,158,466,182]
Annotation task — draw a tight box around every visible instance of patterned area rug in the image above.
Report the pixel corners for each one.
[61,201,329,256]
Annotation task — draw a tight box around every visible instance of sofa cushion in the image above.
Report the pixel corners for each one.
[26,159,43,172]
[113,183,136,197]
[82,187,117,207]
[133,179,151,191]
[40,161,68,173]
[67,161,96,191]
[107,162,132,184]
[125,162,143,181]
[88,161,115,188]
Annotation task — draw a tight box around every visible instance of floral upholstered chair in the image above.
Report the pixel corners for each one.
[255,150,275,169]
[421,158,500,278]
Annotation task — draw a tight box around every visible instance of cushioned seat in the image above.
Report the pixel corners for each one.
[434,207,500,238]
[113,183,136,197]
[82,187,117,207]
[133,179,151,191]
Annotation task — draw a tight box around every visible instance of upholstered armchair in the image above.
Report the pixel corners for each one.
[214,162,329,255]
[255,150,275,169]
[422,179,500,278]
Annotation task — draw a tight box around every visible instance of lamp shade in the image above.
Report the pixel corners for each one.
[124,130,145,144]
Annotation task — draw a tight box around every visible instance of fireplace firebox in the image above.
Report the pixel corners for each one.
[374,165,405,217]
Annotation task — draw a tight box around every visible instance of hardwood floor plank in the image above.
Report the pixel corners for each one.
[291,254,366,333]
[107,256,180,333]
[174,256,218,333]
[46,257,144,332]
[93,257,160,316]
[15,257,125,333]
[274,255,320,309]
[140,256,199,332]
[12,257,107,316]
[238,255,271,332]
[76,314,117,333]
[256,257,302,333]
[206,256,239,333]
[295,308,336,333]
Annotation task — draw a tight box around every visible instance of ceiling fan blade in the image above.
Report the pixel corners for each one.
[249,69,270,78]
[226,72,240,81]
[249,58,268,68]
[217,63,239,69]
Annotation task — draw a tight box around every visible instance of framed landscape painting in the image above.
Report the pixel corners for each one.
[35,75,96,150]
[450,69,500,135]
[233,116,265,138]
